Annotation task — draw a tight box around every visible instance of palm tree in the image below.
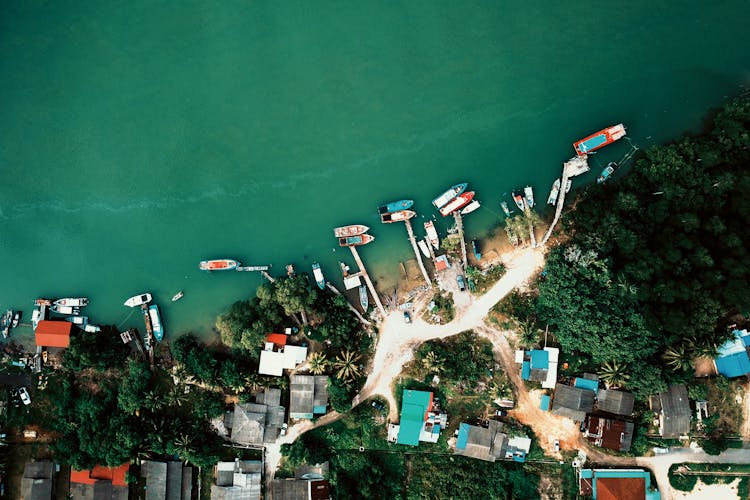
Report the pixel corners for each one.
[173,433,196,463]
[616,275,638,296]
[144,389,165,411]
[421,351,444,374]
[166,385,189,407]
[662,344,690,371]
[599,360,630,388]
[244,373,262,393]
[517,320,538,348]
[686,336,719,359]
[308,352,328,375]
[333,350,362,381]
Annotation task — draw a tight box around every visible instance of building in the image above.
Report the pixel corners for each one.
[222,389,285,446]
[505,435,532,462]
[390,390,447,446]
[289,375,329,419]
[140,461,193,500]
[35,320,73,348]
[551,383,594,421]
[714,329,750,378]
[515,347,559,389]
[259,334,308,377]
[69,464,129,500]
[212,460,262,500]
[597,389,635,416]
[583,416,634,452]
[650,384,691,439]
[454,420,507,462]
[21,460,55,500]
[579,469,660,500]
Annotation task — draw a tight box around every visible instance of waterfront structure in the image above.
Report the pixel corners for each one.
[713,328,750,378]
[35,320,72,348]
[289,375,329,420]
[22,460,55,500]
[212,461,262,500]
[578,468,660,500]
[270,464,331,500]
[70,464,129,500]
[650,384,690,439]
[390,390,447,446]
[551,383,595,422]
[514,347,559,389]
[140,461,193,500]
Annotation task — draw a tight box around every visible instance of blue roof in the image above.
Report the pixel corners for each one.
[529,350,549,370]
[715,352,750,378]
[540,395,551,411]
[456,423,469,450]
[574,377,599,394]
[521,361,531,380]
[718,329,750,357]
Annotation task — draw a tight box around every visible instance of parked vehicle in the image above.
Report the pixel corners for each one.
[494,409,507,417]
[457,275,466,291]
[403,311,411,324]
[280,423,288,437]
[553,439,560,452]
[371,400,385,411]
[18,387,31,406]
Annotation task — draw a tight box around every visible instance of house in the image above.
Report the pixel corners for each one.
[505,435,532,462]
[35,320,73,348]
[69,464,129,500]
[454,420,507,462]
[650,384,690,439]
[212,460,262,500]
[551,383,594,421]
[289,375,329,419]
[597,389,635,416]
[21,460,55,500]
[140,461,193,500]
[390,390,447,446]
[714,329,750,378]
[259,334,308,377]
[514,347,559,389]
[269,463,331,500]
[221,389,285,446]
[579,469,660,500]
[583,416,634,452]
[574,376,599,394]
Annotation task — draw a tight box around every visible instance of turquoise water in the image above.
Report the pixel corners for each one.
[2,1,749,342]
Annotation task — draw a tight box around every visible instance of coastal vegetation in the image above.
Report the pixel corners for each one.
[466,263,506,295]
[669,462,750,497]
[422,290,454,324]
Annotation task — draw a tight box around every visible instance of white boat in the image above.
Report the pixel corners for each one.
[65,316,88,325]
[31,309,41,330]
[524,186,535,208]
[11,312,20,328]
[54,297,89,307]
[424,221,440,250]
[547,178,561,205]
[418,240,431,259]
[149,304,164,341]
[84,324,101,333]
[53,305,79,315]
[566,179,572,193]
[172,291,184,302]
[460,200,481,215]
[124,293,152,308]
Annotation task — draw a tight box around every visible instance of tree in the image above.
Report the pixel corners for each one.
[62,325,130,372]
[599,361,630,388]
[274,275,317,318]
[307,352,328,375]
[420,351,444,375]
[332,350,361,382]
[219,359,246,392]
[662,344,691,372]
[626,365,667,401]
[117,359,152,415]
[327,378,353,413]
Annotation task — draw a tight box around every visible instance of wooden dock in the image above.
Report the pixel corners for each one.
[453,212,468,270]
[540,155,589,245]
[236,265,271,272]
[348,246,386,317]
[403,219,432,286]
[260,270,275,282]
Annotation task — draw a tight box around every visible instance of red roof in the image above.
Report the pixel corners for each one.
[266,333,287,346]
[35,320,72,348]
[597,477,645,500]
[70,464,129,487]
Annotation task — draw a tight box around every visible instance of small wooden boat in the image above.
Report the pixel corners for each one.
[35,298,52,307]
[65,316,88,325]
[286,264,295,276]
[460,200,481,215]
[547,178,561,205]
[339,234,375,247]
[597,162,617,184]
[124,293,152,308]
[359,284,369,311]
[339,261,350,277]
[380,210,416,223]
[433,183,468,209]
[524,186,535,208]
[424,221,440,249]
[472,240,481,261]
[52,305,79,315]
[500,201,512,217]
[54,297,89,307]
[418,240,431,258]
[312,262,325,290]
[334,224,370,238]
[440,191,475,217]
[11,312,20,329]
[511,191,525,211]
[377,200,413,214]
[172,291,184,302]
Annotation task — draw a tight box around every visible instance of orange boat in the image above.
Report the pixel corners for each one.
[573,124,626,156]
[333,224,370,238]
[339,234,375,247]
[199,259,239,271]
[440,191,475,216]
[380,210,416,223]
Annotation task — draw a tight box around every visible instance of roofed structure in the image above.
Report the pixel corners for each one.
[259,344,308,377]
[578,469,660,500]
[141,460,193,500]
[551,383,594,421]
[714,329,750,378]
[651,384,690,439]
[69,464,129,500]
[515,347,559,389]
[396,390,433,446]
[21,460,55,500]
[225,389,285,446]
[35,320,73,348]
[269,478,331,500]
[597,389,635,416]
[584,416,634,452]
[454,420,507,462]
[289,375,329,419]
[212,461,261,500]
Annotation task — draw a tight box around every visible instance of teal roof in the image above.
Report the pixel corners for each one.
[715,353,750,378]
[530,350,549,370]
[574,377,599,394]
[397,390,432,446]
[579,469,660,500]
[718,329,750,357]
[540,395,551,411]
[521,361,531,380]
[456,423,469,450]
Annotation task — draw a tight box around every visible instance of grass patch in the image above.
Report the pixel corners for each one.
[467,264,506,295]
[422,290,455,324]
[669,463,750,493]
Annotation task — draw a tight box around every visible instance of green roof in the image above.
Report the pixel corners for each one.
[397,390,432,446]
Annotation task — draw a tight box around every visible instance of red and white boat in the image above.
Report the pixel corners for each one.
[424,221,439,250]
[440,191,475,216]
[199,259,240,271]
[573,124,626,156]
[333,225,370,238]
[339,234,375,247]
[381,210,416,223]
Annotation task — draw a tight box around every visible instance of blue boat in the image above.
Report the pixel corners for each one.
[378,199,414,214]
[597,162,617,184]
[432,183,468,209]
[472,240,481,261]
[148,304,164,341]
[312,262,326,290]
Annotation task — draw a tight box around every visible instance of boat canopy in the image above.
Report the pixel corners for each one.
[578,134,607,153]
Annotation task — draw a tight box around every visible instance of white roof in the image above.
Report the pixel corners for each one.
[259,350,284,377]
[542,347,559,389]
[285,345,308,365]
[507,436,531,453]
[514,350,525,364]
[343,275,362,290]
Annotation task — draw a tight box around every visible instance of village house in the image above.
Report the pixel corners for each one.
[578,469,660,500]
[217,388,285,446]
[289,375,329,420]
[596,389,635,417]
[583,415,634,452]
[269,463,331,500]
[140,460,193,500]
[212,460,262,500]
[454,420,507,462]
[388,390,447,446]
[258,333,308,377]
[514,347,559,389]
[713,328,750,378]
[69,464,129,500]
[650,384,691,439]
[551,383,594,421]
[21,460,55,500]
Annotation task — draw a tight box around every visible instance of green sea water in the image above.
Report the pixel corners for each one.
[2,1,749,343]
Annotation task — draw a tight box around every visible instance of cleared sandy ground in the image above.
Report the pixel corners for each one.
[672,478,741,499]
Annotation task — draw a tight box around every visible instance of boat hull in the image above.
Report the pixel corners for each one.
[149,304,164,341]
[124,293,152,308]
[418,239,431,258]
[573,124,626,156]
[472,240,481,261]
[460,200,481,215]
[339,234,375,247]
[547,179,561,205]
[199,259,240,271]
[172,291,184,302]
[500,201,512,217]
[377,199,414,214]
[440,191,475,216]
[359,284,369,311]
[334,224,370,238]
[597,162,617,184]
[54,297,89,307]
[424,221,440,249]
[511,191,525,211]
[432,183,468,209]
[381,209,416,223]
[312,263,326,290]
[524,186,535,208]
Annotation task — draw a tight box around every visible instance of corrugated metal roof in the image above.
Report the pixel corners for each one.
[540,395,551,411]
[35,321,72,348]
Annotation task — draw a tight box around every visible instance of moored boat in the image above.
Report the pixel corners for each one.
[199,259,240,271]
[573,124,626,156]
[124,293,152,308]
[511,191,525,211]
[359,284,369,311]
[312,262,326,290]
[334,224,370,238]
[500,201,512,217]
[432,183,468,209]
[31,309,41,330]
[52,305,79,316]
[460,200,481,215]
[424,221,440,249]
[65,316,88,325]
[381,209,416,223]
[377,199,413,214]
[339,234,375,247]
[472,240,481,261]
[35,298,51,307]
[524,186,535,208]
[172,291,184,302]
[418,239,431,259]
[597,162,617,184]
[439,191,475,217]
[566,179,572,193]
[54,297,89,307]
[149,304,164,341]
[11,312,20,329]
[547,178,561,205]
[84,324,101,333]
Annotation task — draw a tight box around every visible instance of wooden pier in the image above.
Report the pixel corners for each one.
[540,155,589,245]
[526,208,537,248]
[348,246,386,317]
[403,219,432,286]
[453,212,468,270]
[260,270,275,282]
[236,265,271,272]
[140,305,155,368]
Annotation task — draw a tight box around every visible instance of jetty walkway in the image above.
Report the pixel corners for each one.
[540,155,589,246]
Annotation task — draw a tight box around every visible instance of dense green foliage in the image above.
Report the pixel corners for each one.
[536,95,750,397]
[414,331,493,385]
[62,325,130,372]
